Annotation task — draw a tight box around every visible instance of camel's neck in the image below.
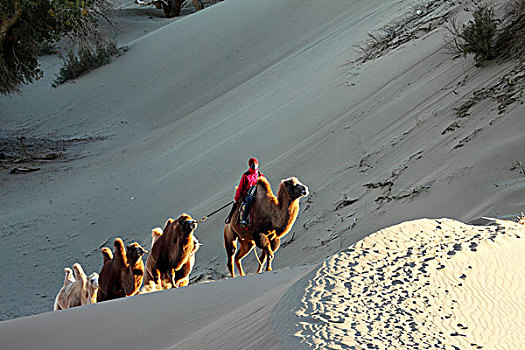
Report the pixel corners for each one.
[273,191,300,238]
[127,259,141,270]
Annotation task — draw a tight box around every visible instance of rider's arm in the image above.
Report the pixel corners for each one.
[234,174,246,202]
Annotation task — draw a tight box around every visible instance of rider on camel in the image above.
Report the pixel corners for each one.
[226,157,264,226]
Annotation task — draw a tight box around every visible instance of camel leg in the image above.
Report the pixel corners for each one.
[152,268,161,286]
[159,272,172,289]
[224,224,238,277]
[54,301,62,311]
[266,237,281,272]
[174,258,192,286]
[253,232,274,273]
[234,240,255,277]
[169,269,177,288]
[96,289,106,302]
[256,250,267,273]
[177,277,189,287]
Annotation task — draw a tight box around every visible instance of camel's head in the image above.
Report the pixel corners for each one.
[177,213,198,236]
[282,177,309,200]
[88,272,99,289]
[126,242,147,264]
[87,272,99,302]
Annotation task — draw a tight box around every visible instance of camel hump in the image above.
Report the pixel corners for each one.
[101,247,113,263]
[114,238,125,250]
[257,176,271,189]
[164,219,174,230]
[113,238,128,266]
[151,227,163,247]
[72,263,87,281]
[63,268,75,286]
[256,177,275,200]
[152,227,162,238]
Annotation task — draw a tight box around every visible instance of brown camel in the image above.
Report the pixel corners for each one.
[97,238,147,302]
[146,224,201,288]
[53,263,99,310]
[224,177,308,277]
[144,214,198,288]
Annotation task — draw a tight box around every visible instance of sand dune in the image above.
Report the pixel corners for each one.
[281,218,525,349]
[1,0,524,347]
[0,265,313,350]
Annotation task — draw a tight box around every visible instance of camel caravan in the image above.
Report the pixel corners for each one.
[54,157,308,311]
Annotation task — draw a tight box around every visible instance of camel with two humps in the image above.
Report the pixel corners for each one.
[224,176,308,277]
[54,263,99,310]
[146,223,201,288]
[144,214,199,289]
[97,238,147,302]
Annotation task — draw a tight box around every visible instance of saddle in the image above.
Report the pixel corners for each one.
[224,202,253,227]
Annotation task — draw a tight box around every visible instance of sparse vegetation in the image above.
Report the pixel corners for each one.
[53,44,126,87]
[0,0,118,94]
[352,0,454,64]
[48,0,121,87]
[446,3,498,66]
[446,1,524,66]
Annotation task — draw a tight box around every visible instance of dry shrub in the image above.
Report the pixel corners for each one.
[446,2,498,66]
[52,0,122,86]
[53,44,125,87]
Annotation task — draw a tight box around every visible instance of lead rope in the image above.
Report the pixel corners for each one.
[197,200,235,223]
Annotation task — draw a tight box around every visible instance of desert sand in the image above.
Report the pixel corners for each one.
[0,0,524,348]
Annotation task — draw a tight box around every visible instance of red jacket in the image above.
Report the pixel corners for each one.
[234,169,264,201]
